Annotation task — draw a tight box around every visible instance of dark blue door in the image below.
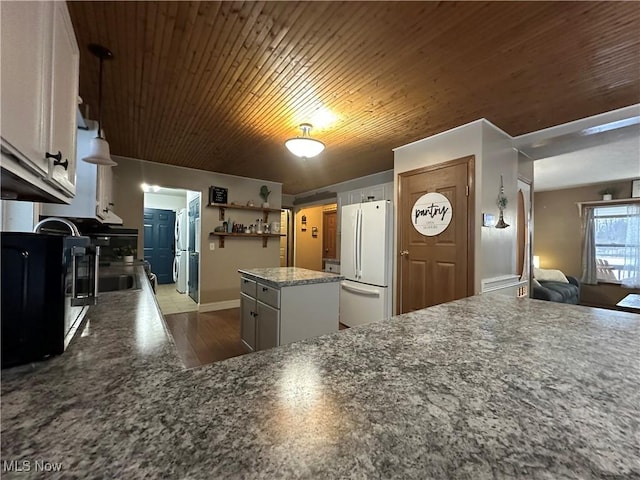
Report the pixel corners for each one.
[143,208,176,285]
[188,198,199,302]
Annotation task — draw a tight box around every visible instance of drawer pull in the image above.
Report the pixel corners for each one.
[262,287,268,292]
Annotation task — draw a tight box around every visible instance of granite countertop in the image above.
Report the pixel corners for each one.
[238,266,344,287]
[2,275,639,478]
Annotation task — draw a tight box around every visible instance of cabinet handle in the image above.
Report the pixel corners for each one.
[47,151,68,170]
[46,151,62,162]
[54,158,69,170]
[262,287,268,292]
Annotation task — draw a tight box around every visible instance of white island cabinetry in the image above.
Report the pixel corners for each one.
[239,267,343,352]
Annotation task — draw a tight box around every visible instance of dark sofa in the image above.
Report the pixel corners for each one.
[533,276,580,304]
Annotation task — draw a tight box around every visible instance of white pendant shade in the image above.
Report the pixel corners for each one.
[285,123,325,158]
[82,136,117,166]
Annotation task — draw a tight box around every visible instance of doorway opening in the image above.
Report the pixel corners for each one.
[143,186,201,315]
[293,203,337,272]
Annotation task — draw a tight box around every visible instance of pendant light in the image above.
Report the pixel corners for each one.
[82,44,117,166]
[285,123,325,158]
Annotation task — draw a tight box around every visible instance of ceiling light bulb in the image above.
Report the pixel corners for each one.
[285,123,325,158]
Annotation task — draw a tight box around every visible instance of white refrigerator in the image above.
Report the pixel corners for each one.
[340,200,392,327]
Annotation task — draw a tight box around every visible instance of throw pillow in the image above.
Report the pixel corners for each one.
[533,267,569,283]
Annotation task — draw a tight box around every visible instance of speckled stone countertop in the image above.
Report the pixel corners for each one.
[2,275,639,478]
[238,266,344,287]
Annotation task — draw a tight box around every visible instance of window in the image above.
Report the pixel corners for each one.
[593,204,639,283]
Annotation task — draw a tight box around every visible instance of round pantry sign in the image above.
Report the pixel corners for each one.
[411,192,453,236]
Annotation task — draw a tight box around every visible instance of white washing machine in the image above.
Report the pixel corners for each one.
[174,250,187,293]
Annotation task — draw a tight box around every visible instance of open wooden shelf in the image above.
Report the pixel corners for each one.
[209,232,283,248]
[207,203,281,222]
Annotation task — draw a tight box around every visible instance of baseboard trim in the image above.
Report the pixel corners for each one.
[198,299,240,312]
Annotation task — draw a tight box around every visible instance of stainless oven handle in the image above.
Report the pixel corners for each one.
[70,246,86,300]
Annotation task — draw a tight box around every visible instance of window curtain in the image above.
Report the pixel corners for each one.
[622,203,640,288]
[581,207,597,285]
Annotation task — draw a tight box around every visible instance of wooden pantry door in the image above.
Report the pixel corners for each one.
[397,156,474,313]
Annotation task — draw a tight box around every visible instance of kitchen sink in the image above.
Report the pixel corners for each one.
[98,274,141,292]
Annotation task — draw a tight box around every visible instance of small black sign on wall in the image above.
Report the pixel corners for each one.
[209,186,228,205]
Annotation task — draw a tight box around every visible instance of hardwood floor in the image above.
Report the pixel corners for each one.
[163,308,350,369]
[163,308,249,368]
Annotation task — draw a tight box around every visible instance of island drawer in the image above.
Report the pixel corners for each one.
[257,283,280,309]
[240,277,257,297]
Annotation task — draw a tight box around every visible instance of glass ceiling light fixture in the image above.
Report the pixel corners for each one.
[285,123,325,158]
[83,44,117,166]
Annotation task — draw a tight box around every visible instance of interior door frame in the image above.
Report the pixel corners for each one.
[396,155,475,314]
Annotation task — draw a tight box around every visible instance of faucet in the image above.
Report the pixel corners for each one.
[33,217,81,237]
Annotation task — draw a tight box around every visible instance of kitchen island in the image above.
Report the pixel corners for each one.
[1,267,639,479]
[238,267,343,351]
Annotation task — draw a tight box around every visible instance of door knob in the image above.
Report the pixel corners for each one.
[400,250,409,256]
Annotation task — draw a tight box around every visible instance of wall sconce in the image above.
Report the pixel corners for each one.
[533,256,540,268]
[495,175,509,229]
[312,226,318,237]
[301,214,307,231]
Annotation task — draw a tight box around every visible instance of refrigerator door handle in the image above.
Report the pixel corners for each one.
[341,282,380,297]
[357,208,363,279]
[353,209,359,278]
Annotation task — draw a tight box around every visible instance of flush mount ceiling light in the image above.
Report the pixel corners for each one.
[83,44,117,166]
[285,123,325,158]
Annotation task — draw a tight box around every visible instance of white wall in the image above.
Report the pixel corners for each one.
[144,192,187,212]
[394,121,484,297]
[112,155,282,307]
[480,121,518,282]
[393,119,519,302]
[0,200,38,232]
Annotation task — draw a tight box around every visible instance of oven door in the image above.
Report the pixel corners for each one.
[64,238,99,348]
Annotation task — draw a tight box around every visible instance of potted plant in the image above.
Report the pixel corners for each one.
[260,185,271,208]
[598,186,618,201]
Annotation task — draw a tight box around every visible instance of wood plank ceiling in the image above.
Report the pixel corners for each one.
[67,1,640,194]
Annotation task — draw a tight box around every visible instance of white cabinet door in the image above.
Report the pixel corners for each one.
[240,293,256,351]
[0,2,52,175]
[256,301,280,351]
[348,189,364,204]
[47,1,79,196]
[363,184,385,202]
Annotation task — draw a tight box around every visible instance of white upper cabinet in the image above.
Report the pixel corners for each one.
[1,2,52,175]
[47,2,80,196]
[343,182,393,206]
[0,1,79,202]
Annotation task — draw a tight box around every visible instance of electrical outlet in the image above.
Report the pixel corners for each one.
[209,242,215,251]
